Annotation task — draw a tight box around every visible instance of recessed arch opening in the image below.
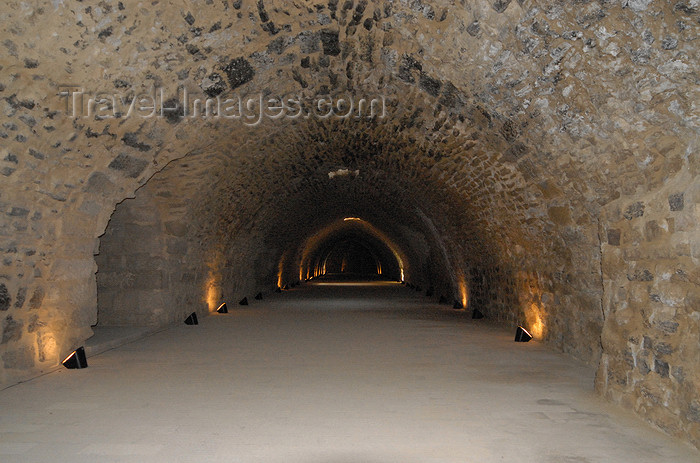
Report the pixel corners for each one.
[304,220,403,282]
[278,217,408,287]
[320,238,383,277]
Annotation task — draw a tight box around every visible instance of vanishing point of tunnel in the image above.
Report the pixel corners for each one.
[0,0,698,460]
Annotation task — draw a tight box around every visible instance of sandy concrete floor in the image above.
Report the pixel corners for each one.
[1,281,698,462]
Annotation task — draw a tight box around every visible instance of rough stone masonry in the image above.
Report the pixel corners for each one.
[0,0,698,450]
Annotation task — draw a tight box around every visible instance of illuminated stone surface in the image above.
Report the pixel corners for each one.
[0,0,698,449]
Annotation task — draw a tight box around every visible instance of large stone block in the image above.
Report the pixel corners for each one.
[1,315,22,344]
[0,283,10,311]
[2,345,35,370]
[49,259,96,281]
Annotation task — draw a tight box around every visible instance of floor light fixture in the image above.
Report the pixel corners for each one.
[184,312,198,325]
[515,325,532,342]
[62,347,88,369]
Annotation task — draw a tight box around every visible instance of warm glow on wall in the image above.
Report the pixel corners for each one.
[40,333,58,363]
[517,271,548,340]
[277,249,291,288]
[206,281,221,312]
[457,272,469,308]
[393,252,404,281]
[525,302,546,339]
[343,217,362,221]
[531,315,544,338]
[204,252,224,311]
[205,269,223,312]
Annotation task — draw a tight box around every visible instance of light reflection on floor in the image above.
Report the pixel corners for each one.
[305,272,402,287]
[308,281,402,287]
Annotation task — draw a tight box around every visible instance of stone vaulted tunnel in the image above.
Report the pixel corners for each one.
[0,0,699,454]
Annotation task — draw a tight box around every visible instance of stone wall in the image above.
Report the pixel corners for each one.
[598,167,700,447]
[0,0,697,449]
[96,187,208,326]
